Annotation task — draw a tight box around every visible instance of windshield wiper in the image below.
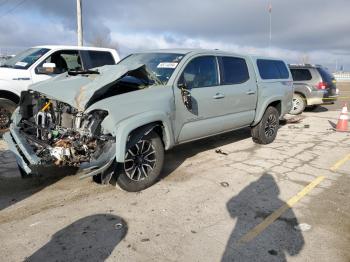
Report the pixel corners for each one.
[68,69,100,76]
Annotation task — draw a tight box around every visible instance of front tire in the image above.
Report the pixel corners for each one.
[289,93,306,115]
[116,131,164,192]
[251,106,279,144]
[0,98,17,137]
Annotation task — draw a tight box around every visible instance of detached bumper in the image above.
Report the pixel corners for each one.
[3,128,38,175]
[3,125,116,178]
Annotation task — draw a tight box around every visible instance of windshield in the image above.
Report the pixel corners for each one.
[1,48,50,70]
[118,53,184,84]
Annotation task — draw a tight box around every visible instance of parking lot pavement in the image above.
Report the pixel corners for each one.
[0,100,349,261]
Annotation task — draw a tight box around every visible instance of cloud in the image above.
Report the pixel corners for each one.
[111,31,342,70]
[0,0,349,70]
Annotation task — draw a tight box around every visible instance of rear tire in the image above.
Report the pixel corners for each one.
[289,93,306,115]
[0,98,17,137]
[251,106,279,144]
[116,131,164,192]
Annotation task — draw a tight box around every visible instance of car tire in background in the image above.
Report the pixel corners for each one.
[251,106,279,145]
[116,131,164,192]
[0,98,17,137]
[289,93,306,115]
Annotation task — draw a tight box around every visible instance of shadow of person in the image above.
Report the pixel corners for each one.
[222,174,305,262]
[26,214,128,262]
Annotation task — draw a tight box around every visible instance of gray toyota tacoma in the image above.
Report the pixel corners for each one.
[4,49,293,191]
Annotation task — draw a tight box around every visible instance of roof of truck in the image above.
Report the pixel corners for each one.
[134,48,285,61]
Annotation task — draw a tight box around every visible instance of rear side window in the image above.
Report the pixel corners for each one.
[81,51,115,69]
[290,69,312,81]
[317,67,334,83]
[220,56,249,85]
[257,59,289,79]
[275,61,289,79]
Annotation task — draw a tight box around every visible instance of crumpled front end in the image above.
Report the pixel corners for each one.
[4,90,116,178]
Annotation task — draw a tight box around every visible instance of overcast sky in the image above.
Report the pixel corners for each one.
[0,0,349,71]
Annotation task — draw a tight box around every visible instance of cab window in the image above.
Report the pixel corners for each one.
[180,56,218,89]
[80,50,115,69]
[219,56,249,85]
[257,59,289,79]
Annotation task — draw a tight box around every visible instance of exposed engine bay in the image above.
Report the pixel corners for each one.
[18,91,114,167]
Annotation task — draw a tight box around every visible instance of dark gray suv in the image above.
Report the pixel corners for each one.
[289,64,338,114]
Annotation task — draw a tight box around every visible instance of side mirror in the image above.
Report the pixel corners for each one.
[37,62,56,74]
[43,62,56,69]
[178,81,192,111]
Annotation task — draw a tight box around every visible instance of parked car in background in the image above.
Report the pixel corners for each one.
[288,64,338,114]
[0,45,120,135]
[4,49,293,191]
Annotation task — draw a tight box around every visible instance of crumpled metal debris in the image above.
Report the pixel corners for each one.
[294,223,312,231]
[220,182,230,187]
[114,223,123,230]
[288,124,310,129]
[215,149,228,155]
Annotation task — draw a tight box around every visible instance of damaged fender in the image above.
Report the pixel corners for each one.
[113,111,174,163]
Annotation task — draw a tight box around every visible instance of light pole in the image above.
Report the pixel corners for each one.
[268,2,272,51]
[77,0,83,46]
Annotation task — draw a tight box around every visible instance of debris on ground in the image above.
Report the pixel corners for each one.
[114,223,123,230]
[294,223,312,232]
[280,115,305,125]
[29,222,41,227]
[288,124,310,129]
[220,182,230,187]
[141,238,150,242]
[215,149,228,155]
[268,249,278,256]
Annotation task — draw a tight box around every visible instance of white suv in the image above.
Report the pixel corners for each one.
[0,45,120,134]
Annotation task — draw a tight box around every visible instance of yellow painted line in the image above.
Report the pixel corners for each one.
[330,153,350,172]
[323,97,350,100]
[238,176,325,244]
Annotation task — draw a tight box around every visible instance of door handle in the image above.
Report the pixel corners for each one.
[213,93,225,99]
[246,90,256,95]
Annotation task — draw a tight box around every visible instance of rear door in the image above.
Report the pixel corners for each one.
[217,56,257,127]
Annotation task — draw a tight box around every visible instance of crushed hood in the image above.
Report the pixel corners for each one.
[29,63,154,111]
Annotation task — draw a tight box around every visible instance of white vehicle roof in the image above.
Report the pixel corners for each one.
[33,45,117,52]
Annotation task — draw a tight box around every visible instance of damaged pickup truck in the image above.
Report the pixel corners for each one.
[4,49,293,191]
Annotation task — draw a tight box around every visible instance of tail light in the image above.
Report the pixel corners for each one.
[316,82,328,90]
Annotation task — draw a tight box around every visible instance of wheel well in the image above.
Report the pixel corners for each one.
[294,92,307,105]
[268,100,282,116]
[128,121,166,148]
[153,123,164,144]
[0,90,20,104]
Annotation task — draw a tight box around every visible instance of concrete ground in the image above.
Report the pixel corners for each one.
[0,84,349,262]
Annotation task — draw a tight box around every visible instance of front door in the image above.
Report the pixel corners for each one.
[174,55,231,143]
